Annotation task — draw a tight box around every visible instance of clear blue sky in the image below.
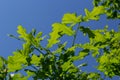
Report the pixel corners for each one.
[0,0,93,58]
[0,0,119,79]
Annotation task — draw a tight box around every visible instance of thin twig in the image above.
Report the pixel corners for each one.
[31,65,39,71]
[72,23,80,46]
[33,46,44,55]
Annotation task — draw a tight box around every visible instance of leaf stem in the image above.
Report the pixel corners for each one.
[31,65,39,71]
[72,23,80,46]
[33,46,45,55]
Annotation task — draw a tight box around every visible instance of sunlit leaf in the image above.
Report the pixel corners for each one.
[26,70,35,78]
[0,57,5,69]
[87,73,101,79]
[52,23,75,36]
[78,49,89,60]
[31,54,44,66]
[47,27,60,48]
[8,52,27,72]
[84,6,105,21]
[17,25,28,41]
[10,73,28,80]
[47,23,75,48]
[62,13,82,25]
[84,9,90,16]
[36,32,43,38]
[22,42,32,55]
[61,60,72,71]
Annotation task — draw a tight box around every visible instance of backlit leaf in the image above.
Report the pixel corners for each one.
[31,54,44,66]
[10,73,28,80]
[84,6,105,21]
[61,60,72,71]
[47,23,75,48]
[0,57,5,69]
[62,13,82,24]
[8,52,27,72]
[17,25,28,41]
[78,49,89,60]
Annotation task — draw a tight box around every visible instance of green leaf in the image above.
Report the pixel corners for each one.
[17,25,28,41]
[10,73,28,80]
[84,9,90,16]
[22,42,32,55]
[66,46,76,53]
[63,46,76,61]
[68,67,78,73]
[99,55,109,64]
[92,30,105,42]
[78,43,99,57]
[87,73,101,80]
[17,25,35,43]
[62,13,82,24]
[31,54,44,66]
[71,49,89,61]
[61,60,72,71]
[8,52,27,72]
[47,23,75,48]
[0,57,5,69]
[31,31,45,47]
[47,27,60,48]
[91,6,105,16]
[26,70,35,78]
[78,49,89,60]
[84,6,105,21]
[53,23,75,36]
[36,32,43,38]
[53,42,67,54]
[17,25,44,48]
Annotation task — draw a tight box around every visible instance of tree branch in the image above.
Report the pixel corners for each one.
[72,23,80,46]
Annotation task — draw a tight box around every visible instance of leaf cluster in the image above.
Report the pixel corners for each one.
[0,0,120,80]
[93,0,120,19]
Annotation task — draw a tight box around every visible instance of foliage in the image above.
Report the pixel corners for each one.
[0,0,120,80]
[93,0,120,19]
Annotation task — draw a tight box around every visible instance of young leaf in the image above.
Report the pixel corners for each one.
[17,25,28,41]
[10,73,28,80]
[84,9,90,16]
[62,13,82,24]
[0,57,5,69]
[47,23,75,48]
[84,6,105,21]
[47,26,60,48]
[7,52,27,72]
[61,60,72,71]
[52,23,75,36]
[22,42,32,55]
[87,73,101,79]
[31,54,44,66]
[26,70,35,78]
[78,49,89,60]
[36,32,43,38]
[92,30,105,42]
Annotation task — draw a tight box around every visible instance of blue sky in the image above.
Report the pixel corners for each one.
[0,0,93,58]
[0,0,119,79]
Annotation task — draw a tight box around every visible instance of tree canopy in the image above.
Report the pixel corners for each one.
[0,0,120,80]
